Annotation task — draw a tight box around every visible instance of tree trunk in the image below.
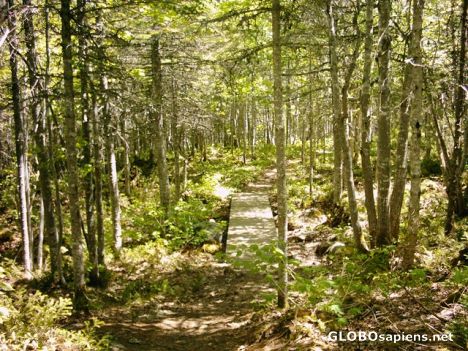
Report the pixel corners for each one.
[327,0,342,205]
[77,0,98,283]
[389,0,424,241]
[401,0,424,270]
[151,36,171,218]
[122,118,131,197]
[250,100,256,158]
[91,84,105,268]
[430,0,467,234]
[376,0,392,246]
[45,0,64,281]
[60,0,86,308]
[340,16,368,253]
[23,0,59,274]
[8,0,33,280]
[272,0,288,309]
[241,102,247,164]
[97,17,122,254]
[171,79,181,201]
[360,0,378,246]
[452,0,467,219]
[101,74,122,254]
[37,197,44,271]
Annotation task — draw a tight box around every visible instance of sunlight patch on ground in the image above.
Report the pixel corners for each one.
[213,172,232,200]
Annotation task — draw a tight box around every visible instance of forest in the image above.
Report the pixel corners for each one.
[0,0,467,349]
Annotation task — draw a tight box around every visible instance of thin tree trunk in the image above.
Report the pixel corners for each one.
[389,0,424,241]
[96,16,122,254]
[37,197,44,271]
[151,36,171,218]
[340,17,369,253]
[77,0,98,283]
[452,0,467,218]
[45,0,64,281]
[401,0,425,270]
[91,84,105,268]
[272,0,288,309]
[23,0,60,276]
[61,0,86,308]
[360,0,378,246]
[376,0,392,246]
[122,118,131,197]
[8,0,32,280]
[327,0,342,205]
[241,102,247,164]
[171,79,181,201]
[250,100,256,158]
[101,74,122,254]
[308,61,315,196]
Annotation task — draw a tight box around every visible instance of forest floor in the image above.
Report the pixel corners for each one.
[2,152,466,350]
[98,254,273,351]
[94,169,288,350]
[94,167,329,350]
[90,161,467,351]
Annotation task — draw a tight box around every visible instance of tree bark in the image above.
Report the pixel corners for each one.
[340,14,369,253]
[376,0,392,246]
[97,17,122,254]
[60,0,86,308]
[8,0,33,280]
[90,84,105,268]
[360,0,378,246]
[272,0,288,309]
[389,0,425,241]
[327,0,343,205]
[151,36,171,218]
[77,0,98,283]
[401,0,425,270]
[171,78,181,201]
[101,73,122,254]
[45,0,64,283]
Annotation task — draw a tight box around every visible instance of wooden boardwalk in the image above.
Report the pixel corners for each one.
[227,192,277,258]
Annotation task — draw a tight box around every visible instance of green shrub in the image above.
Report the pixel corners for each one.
[421,157,442,176]
[0,263,109,350]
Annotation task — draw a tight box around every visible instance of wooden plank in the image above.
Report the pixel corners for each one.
[227,192,277,258]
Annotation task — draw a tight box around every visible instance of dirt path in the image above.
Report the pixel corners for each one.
[100,259,274,351]
[98,172,279,351]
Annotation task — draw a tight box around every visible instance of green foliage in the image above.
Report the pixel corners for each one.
[449,266,468,286]
[0,262,109,350]
[122,278,172,302]
[288,247,433,328]
[420,157,442,176]
[0,166,16,213]
[447,295,468,348]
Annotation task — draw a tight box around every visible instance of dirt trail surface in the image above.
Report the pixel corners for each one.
[98,172,279,351]
[99,258,273,350]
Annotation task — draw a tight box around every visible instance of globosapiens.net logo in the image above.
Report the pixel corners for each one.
[327,331,453,343]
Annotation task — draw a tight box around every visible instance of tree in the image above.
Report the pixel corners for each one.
[400,0,425,270]
[327,0,343,205]
[375,0,392,246]
[151,36,171,218]
[360,0,377,246]
[23,0,60,277]
[338,7,368,253]
[60,0,86,308]
[77,0,99,282]
[8,0,33,279]
[272,0,288,309]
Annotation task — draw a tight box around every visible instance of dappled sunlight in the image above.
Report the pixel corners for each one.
[227,192,277,259]
[212,172,233,200]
